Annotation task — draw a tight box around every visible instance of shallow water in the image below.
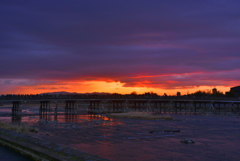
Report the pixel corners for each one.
[33,114,240,161]
[1,105,240,161]
[0,145,33,161]
[0,105,123,127]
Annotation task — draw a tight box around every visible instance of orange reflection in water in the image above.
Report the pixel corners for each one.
[38,112,122,126]
[88,114,113,121]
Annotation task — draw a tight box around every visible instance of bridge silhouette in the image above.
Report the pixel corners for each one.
[1,94,240,117]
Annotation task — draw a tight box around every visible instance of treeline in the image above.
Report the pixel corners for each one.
[0,92,160,100]
[0,88,237,100]
[179,88,226,97]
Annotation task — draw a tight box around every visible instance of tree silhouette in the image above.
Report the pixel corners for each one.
[176,91,181,96]
[130,91,137,95]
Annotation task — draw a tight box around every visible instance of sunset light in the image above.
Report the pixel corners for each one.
[1,1,240,160]
[0,79,231,96]
[0,1,240,95]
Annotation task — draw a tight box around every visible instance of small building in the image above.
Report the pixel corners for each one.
[230,86,240,97]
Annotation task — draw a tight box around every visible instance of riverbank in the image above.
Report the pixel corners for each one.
[0,127,110,161]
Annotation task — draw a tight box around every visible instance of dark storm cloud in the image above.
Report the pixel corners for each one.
[1,0,240,89]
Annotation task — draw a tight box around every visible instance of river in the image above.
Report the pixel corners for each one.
[0,145,33,161]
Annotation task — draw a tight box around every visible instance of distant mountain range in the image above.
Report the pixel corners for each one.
[40,91,111,95]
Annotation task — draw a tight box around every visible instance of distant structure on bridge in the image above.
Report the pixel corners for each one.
[230,86,240,97]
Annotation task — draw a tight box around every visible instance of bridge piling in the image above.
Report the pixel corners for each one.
[88,100,103,114]
[3,98,240,116]
[54,103,58,121]
[39,101,51,121]
[12,101,22,116]
[233,102,240,114]
[66,101,78,114]
[12,101,22,124]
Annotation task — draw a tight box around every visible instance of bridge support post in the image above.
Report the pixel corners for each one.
[236,103,240,114]
[174,102,178,114]
[88,100,103,114]
[111,101,124,113]
[159,102,162,113]
[54,103,58,121]
[147,101,151,112]
[133,101,136,111]
[12,101,22,123]
[124,101,128,112]
[65,101,78,114]
[39,101,51,121]
[12,101,22,116]
[232,102,240,114]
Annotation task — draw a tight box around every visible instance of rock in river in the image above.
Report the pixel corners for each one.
[180,139,195,144]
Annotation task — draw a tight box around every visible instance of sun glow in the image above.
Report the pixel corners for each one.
[0,79,231,96]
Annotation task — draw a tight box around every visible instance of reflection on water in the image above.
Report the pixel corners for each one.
[88,114,113,121]
[39,108,56,122]
[0,106,120,127]
[38,108,113,123]
[11,114,21,124]
[3,105,240,161]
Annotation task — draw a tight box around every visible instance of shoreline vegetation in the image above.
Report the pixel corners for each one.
[106,112,173,120]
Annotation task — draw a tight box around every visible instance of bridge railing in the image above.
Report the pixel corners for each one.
[1,94,240,101]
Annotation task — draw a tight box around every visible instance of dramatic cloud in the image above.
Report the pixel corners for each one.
[1,0,240,94]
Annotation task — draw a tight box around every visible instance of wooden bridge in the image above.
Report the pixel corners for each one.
[1,98,240,116]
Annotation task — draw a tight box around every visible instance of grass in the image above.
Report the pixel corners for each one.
[106,112,173,120]
[0,121,38,134]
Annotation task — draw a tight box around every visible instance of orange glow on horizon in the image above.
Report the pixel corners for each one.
[1,80,232,96]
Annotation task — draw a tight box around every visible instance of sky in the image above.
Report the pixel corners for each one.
[1,0,240,95]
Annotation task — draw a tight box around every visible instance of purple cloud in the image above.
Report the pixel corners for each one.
[1,0,240,93]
